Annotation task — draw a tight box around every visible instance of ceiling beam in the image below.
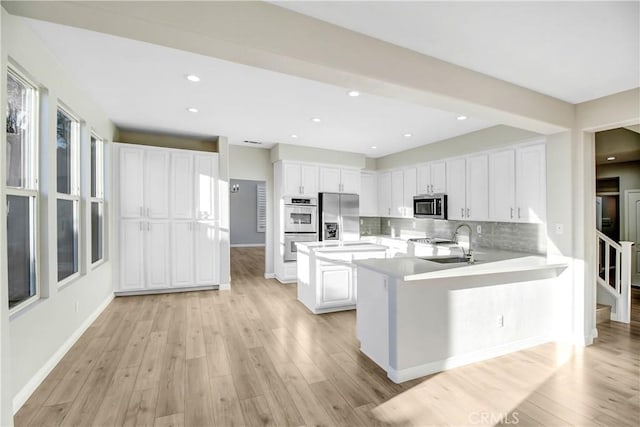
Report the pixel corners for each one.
[3,0,574,134]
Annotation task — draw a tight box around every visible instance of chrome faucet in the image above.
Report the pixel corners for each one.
[453,223,475,263]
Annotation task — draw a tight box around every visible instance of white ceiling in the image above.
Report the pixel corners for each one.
[274,1,640,104]
[24,17,492,158]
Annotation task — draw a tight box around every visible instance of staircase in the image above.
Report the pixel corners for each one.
[596,230,634,323]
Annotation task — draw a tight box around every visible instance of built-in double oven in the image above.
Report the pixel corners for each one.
[283,196,318,261]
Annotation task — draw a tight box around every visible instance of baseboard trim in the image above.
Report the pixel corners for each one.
[386,335,553,384]
[230,243,265,248]
[264,273,276,279]
[12,293,115,414]
[219,283,231,290]
[114,285,217,296]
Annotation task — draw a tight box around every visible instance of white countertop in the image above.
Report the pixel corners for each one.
[296,241,388,253]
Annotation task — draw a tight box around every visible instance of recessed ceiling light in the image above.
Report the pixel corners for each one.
[371,146,377,149]
[186,107,199,113]
[347,90,360,97]
[403,133,412,138]
[311,117,321,123]
[291,134,298,139]
[457,115,468,121]
[186,74,200,82]
[607,156,616,161]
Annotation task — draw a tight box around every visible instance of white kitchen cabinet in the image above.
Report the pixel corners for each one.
[391,170,404,218]
[171,152,194,219]
[195,221,218,285]
[283,162,319,196]
[144,151,170,219]
[120,220,145,291]
[317,266,354,309]
[172,222,195,287]
[360,172,378,216]
[446,155,488,221]
[119,147,144,218]
[446,158,466,220]
[403,167,417,218]
[489,149,516,221]
[319,167,361,194]
[378,171,392,217]
[145,221,171,289]
[516,144,546,223]
[417,161,446,194]
[194,154,217,220]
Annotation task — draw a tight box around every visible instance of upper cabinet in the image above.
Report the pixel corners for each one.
[446,154,489,221]
[360,172,378,217]
[319,167,361,194]
[171,151,195,219]
[417,161,446,194]
[377,171,392,218]
[402,167,417,218]
[119,147,144,218]
[194,154,218,220]
[283,162,318,197]
[391,170,405,218]
[489,143,546,223]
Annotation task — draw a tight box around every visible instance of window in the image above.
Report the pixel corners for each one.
[90,134,105,264]
[5,68,39,310]
[56,107,80,283]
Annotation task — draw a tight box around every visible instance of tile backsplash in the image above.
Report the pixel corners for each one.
[360,217,546,255]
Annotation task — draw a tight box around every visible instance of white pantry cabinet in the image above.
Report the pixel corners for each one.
[417,161,446,194]
[360,172,378,216]
[283,162,318,196]
[115,143,220,294]
[319,167,361,194]
[446,154,489,221]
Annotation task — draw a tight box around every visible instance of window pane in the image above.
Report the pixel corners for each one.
[7,195,36,308]
[91,136,97,198]
[57,199,78,281]
[91,202,103,263]
[56,110,73,194]
[6,73,33,188]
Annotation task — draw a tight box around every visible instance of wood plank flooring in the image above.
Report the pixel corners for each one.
[15,248,640,426]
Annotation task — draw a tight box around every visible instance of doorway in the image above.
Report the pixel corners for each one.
[229,179,267,276]
[625,190,640,286]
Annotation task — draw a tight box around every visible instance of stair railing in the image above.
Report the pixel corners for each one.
[596,229,634,323]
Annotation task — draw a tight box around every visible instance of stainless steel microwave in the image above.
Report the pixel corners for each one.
[413,194,447,219]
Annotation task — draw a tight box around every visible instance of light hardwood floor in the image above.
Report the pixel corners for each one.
[15,247,640,426]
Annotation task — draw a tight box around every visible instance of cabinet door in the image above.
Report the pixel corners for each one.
[377,172,392,217]
[195,221,218,285]
[430,161,447,193]
[489,150,516,222]
[283,163,302,196]
[403,167,417,218]
[119,147,144,218]
[317,266,354,308]
[446,158,466,220]
[300,165,319,196]
[319,167,341,193]
[171,152,194,219]
[340,169,361,194]
[144,150,170,219]
[172,222,194,287]
[145,221,171,289]
[391,170,404,218]
[516,144,546,223]
[466,154,489,221]
[359,172,378,216]
[417,164,431,194]
[194,154,218,220]
[119,220,144,291]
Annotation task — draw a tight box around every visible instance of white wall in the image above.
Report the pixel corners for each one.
[0,11,116,418]
[271,143,366,168]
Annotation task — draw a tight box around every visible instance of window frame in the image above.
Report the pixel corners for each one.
[6,66,41,314]
[56,104,82,287]
[89,133,105,268]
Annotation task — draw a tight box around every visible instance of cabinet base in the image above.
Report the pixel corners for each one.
[114,285,218,296]
[298,299,356,314]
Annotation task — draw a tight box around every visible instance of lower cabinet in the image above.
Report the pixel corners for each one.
[120,219,171,291]
[195,221,218,285]
[145,221,171,289]
[120,220,145,291]
[317,265,355,309]
[172,222,195,287]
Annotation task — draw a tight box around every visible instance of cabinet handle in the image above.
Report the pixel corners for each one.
[466,208,470,217]
[461,208,464,218]
[147,207,150,217]
[518,207,521,219]
[510,207,514,219]
[302,186,304,194]
[388,208,391,216]
[139,206,143,216]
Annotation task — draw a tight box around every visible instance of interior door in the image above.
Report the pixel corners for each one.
[119,147,144,218]
[627,190,640,285]
[144,150,170,219]
[172,221,195,287]
[171,152,194,219]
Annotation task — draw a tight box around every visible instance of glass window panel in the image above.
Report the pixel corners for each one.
[91,136,97,198]
[56,110,73,194]
[6,73,33,188]
[7,195,36,308]
[91,202,103,263]
[57,199,78,281]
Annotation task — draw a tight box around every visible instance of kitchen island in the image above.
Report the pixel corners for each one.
[354,251,569,383]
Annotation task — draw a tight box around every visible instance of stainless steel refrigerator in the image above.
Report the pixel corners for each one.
[318,192,360,241]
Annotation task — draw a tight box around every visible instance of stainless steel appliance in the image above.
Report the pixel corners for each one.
[284,233,317,261]
[284,196,317,233]
[318,192,360,241]
[413,194,447,219]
